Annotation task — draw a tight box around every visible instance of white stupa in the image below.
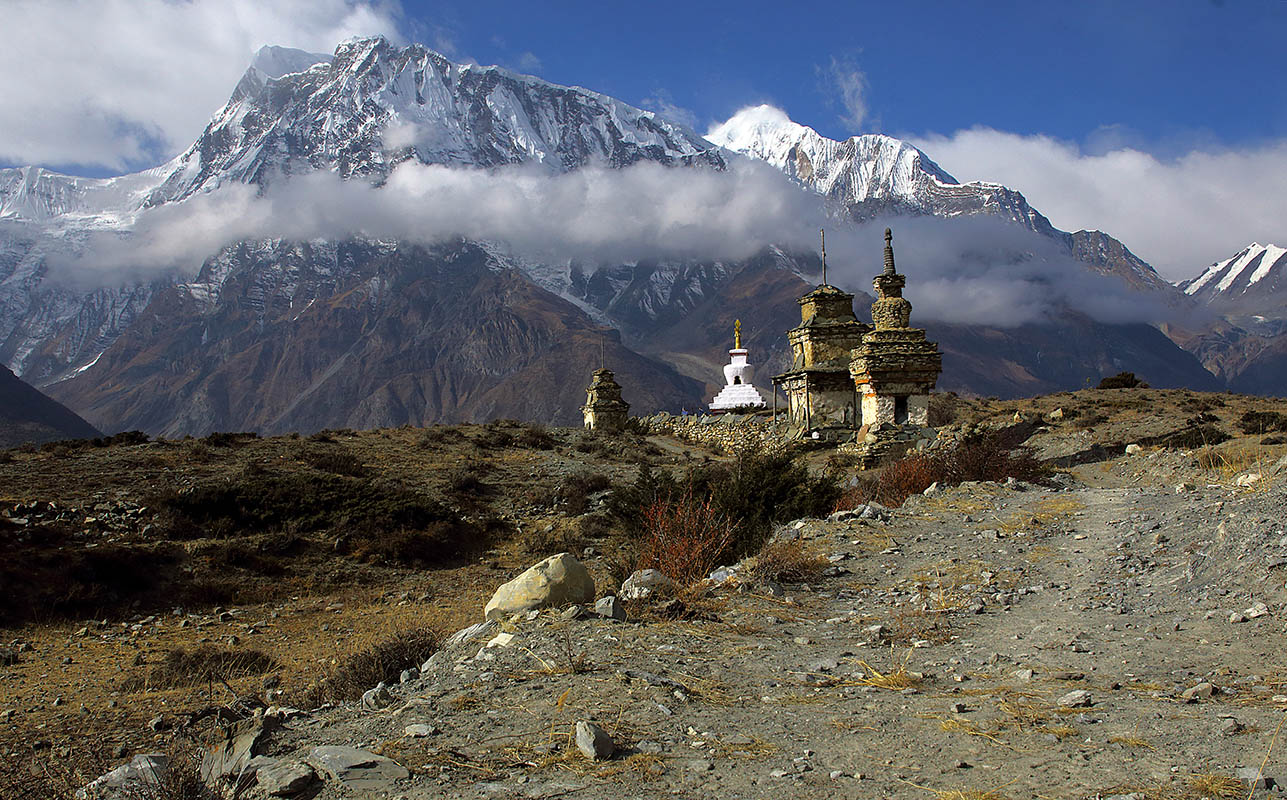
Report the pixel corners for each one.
[710,319,767,411]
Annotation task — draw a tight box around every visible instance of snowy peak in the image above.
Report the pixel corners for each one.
[0,165,165,224]
[155,36,723,203]
[706,104,958,204]
[707,104,1056,239]
[1182,242,1287,305]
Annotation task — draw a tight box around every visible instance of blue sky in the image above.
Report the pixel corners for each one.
[406,0,1286,154]
[2,0,1285,277]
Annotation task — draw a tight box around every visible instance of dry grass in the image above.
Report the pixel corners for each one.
[1185,772,1245,798]
[296,626,437,707]
[745,539,828,584]
[854,648,920,690]
[121,645,278,692]
[1108,734,1156,750]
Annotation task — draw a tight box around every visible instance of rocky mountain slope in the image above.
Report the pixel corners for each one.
[1166,243,1287,395]
[47,239,703,435]
[0,364,100,447]
[1182,242,1287,312]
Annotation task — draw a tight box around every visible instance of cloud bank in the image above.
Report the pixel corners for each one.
[911,128,1287,281]
[0,0,403,172]
[50,157,1168,329]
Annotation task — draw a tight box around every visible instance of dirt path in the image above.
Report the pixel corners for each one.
[247,475,1286,799]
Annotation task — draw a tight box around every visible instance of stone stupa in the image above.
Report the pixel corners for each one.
[581,368,629,432]
[849,228,942,427]
[709,320,767,412]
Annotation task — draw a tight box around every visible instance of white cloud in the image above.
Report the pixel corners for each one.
[910,127,1287,281]
[641,90,699,132]
[818,55,869,133]
[516,51,543,73]
[0,0,404,172]
[54,160,824,279]
[49,158,1169,330]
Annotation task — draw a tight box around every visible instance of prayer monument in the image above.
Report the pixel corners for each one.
[709,320,767,412]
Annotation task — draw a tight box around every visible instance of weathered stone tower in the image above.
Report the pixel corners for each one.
[772,234,871,433]
[581,368,630,432]
[849,228,942,427]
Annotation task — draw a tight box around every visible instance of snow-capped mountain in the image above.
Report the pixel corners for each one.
[708,105,1176,295]
[1182,243,1287,310]
[154,37,722,203]
[0,36,1245,433]
[708,105,1053,233]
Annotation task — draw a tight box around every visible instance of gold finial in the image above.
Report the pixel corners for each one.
[820,227,827,287]
[734,318,742,349]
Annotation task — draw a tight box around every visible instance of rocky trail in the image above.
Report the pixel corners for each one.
[180,455,1287,800]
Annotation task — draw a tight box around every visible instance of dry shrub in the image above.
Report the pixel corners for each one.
[518,520,585,559]
[635,491,734,587]
[513,424,555,450]
[300,446,368,477]
[748,540,828,584]
[300,627,437,707]
[927,392,960,427]
[1238,410,1287,435]
[1141,424,1230,450]
[121,646,278,692]
[838,429,1048,509]
[1097,371,1147,389]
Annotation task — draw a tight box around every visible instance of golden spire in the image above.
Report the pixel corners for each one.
[734,318,742,349]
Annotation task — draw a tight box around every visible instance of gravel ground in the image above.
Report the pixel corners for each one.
[237,452,1287,800]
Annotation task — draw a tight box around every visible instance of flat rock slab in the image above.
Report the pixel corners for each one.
[305,745,408,792]
[254,758,316,796]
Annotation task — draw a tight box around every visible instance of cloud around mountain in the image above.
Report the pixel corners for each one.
[911,127,1287,282]
[50,157,1166,329]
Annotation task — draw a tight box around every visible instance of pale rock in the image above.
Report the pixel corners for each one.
[1057,690,1093,708]
[305,746,409,792]
[486,632,516,648]
[594,596,626,620]
[620,569,676,601]
[77,754,168,799]
[255,759,316,797]
[484,553,595,621]
[1124,443,1142,455]
[575,721,615,760]
[1245,602,1270,619]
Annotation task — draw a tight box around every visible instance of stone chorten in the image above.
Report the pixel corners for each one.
[772,237,870,430]
[709,320,767,412]
[848,228,942,426]
[581,368,629,432]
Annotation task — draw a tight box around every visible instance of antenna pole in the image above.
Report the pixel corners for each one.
[820,228,827,286]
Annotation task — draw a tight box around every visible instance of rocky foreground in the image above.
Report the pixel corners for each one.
[87,447,1287,800]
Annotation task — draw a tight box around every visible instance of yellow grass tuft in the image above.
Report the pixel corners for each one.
[1186,772,1245,798]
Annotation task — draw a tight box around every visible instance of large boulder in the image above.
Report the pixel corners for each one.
[484,553,595,620]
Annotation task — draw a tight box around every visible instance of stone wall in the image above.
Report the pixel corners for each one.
[635,412,798,454]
